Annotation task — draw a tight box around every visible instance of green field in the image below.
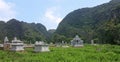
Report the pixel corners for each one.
[0,44,120,62]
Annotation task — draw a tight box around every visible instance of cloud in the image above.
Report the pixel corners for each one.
[0,0,16,21]
[45,7,62,23]
[40,7,63,29]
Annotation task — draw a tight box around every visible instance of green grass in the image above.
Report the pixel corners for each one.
[0,44,120,62]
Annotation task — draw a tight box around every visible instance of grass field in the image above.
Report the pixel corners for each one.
[0,44,120,62]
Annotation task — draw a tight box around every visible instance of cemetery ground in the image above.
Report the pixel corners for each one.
[0,44,120,62]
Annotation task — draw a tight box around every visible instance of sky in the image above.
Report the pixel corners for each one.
[0,0,111,30]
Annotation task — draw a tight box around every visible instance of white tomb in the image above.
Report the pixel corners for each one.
[34,41,50,52]
[11,37,24,51]
[91,40,97,45]
[91,40,94,45]
[4,36,9,43]
[3,36,11,50]
[71,35,84,47]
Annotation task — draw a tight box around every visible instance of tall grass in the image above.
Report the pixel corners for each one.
[0,44,120,62]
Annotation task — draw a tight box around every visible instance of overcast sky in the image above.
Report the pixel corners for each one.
[0,0,111,30]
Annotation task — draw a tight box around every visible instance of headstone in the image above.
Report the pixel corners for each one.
[55,42,61,47]
[61,41,69,48]
[62,41,64,44]
[71,35,84,47]
[3,36,10,50]
[0,44,3,50]
[4,36,9,43]
[91,40,94,45]
[34,41,50,52]
[91,40,97,45]
[11,37,24,51]
[61,41,65,46]
[49,42,55,47]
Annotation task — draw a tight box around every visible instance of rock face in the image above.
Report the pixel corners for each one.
[71,35,83,47]
[34,41,50,52]
[11,37,24,51]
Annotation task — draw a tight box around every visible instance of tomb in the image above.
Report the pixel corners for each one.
[71,35,84,47]
[3,36,11,50]
[91,40,97,45]
[11,37,24,51]
[34,41,50,52]
[91,40,94,45]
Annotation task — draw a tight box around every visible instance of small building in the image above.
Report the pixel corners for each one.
[34,41,50,52]
[71,35,84,47]
[3,36,11,50]
[11,37,24,51]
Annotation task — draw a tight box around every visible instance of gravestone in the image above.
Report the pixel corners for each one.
[34,41,50,52]
[91,40,97,45]
[71,35,84,47]
[55,42,61,47]
[3,36,11,50]
[91,40,94,45]
[61,41,69,48]
[62,41,65,44]
[11,37,24,51]
[61,41,65,46]
[4,36,9,43]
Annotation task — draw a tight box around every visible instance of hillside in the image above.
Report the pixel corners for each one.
[56,0,120,44]
[0,19,49,43]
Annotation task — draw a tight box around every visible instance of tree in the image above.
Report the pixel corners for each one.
[97,19,120,45]
[52,34,67,43]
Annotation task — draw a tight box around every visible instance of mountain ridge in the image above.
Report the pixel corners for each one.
[56,0,120,44]
[0,19,50,43]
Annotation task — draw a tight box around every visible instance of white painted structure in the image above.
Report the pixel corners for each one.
[4,36,9,43]
[34,41,49,52]
[91,40,97,45]
[0,44,3,47]
[3,36,11,50]
[71,35,84,47]
[91,40,94,45]
[11,37,24,51]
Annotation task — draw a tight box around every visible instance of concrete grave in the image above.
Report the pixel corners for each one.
[34,41,50,52]
[3,36,11,50]
[71,35,84,47]
[11,37,24,51]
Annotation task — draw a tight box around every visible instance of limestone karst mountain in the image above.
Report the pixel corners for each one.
[0,19,50,43]
[56,0,120,44]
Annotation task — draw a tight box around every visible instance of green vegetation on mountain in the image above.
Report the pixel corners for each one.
[48,29,56,37]
[0,19,49,43]
[56,0,120,45]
